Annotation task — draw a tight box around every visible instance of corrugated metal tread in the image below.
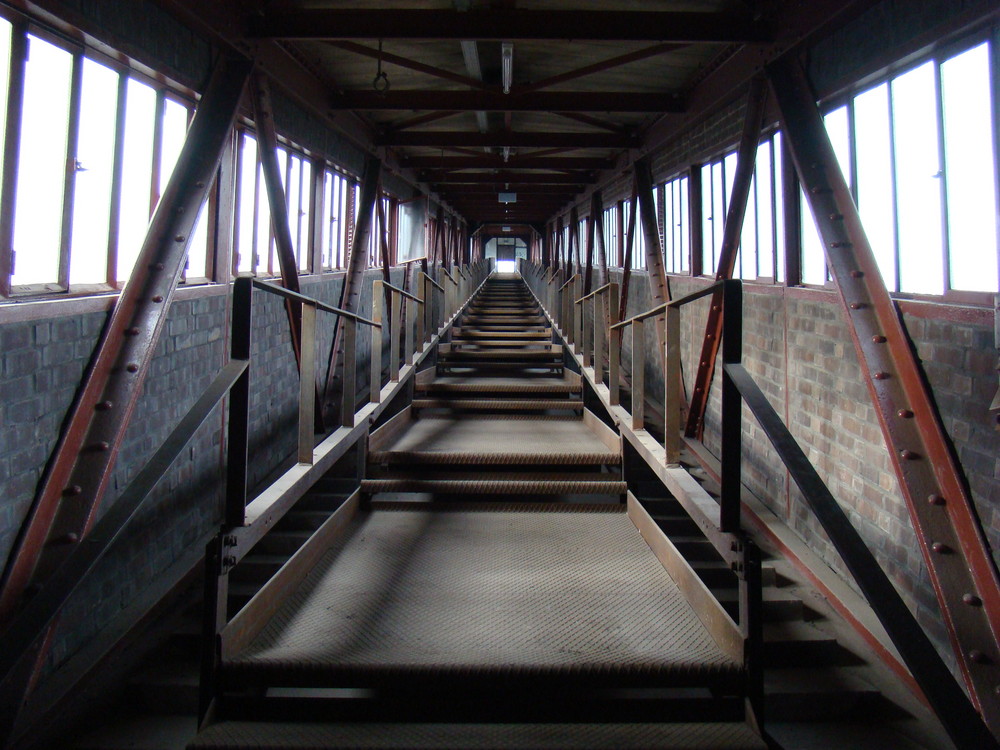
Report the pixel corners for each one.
[189,721,767,749]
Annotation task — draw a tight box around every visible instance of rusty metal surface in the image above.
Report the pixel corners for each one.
[684,77,768,440]
[769,55,1000,737]
[0,54,251,623]
[250,74,303,353]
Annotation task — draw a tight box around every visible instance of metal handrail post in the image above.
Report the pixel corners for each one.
[297,304,316,464]
[720,280,743,533]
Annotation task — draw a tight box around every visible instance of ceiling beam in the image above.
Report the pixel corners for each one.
[385,110,462,132]
[443,184,579,193]
[403,156,613,170]
[252,10,771,43]
[326,41,490,90]
[515,42,688,94]
[422,171,591,184]
[379,131,638,148]
[331,90,685,113]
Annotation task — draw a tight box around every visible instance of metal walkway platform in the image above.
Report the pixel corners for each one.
[191,273,765,749]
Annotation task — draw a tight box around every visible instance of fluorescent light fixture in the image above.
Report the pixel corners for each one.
[498,192,517,203]
[501,42,513,94]
[502,226,511,232]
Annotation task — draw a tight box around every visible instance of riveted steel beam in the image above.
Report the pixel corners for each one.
[770,55,1000,739]
[685,76,768,439]
[0,55,251,624]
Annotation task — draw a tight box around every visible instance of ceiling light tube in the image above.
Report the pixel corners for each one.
[501,42,513,94]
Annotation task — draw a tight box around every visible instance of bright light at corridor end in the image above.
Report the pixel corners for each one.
[496,260,517,273]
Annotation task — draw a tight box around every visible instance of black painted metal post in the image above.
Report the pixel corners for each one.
[720,279,742,534]
[225,277,252,527]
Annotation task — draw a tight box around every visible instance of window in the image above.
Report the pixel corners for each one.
[700,152,737,275]
[662,174,690,274]
[0,22,205,296]
[734,134,785,281]
[602,203,618,266]
[623,199,646,269]
[802,39,998,295]
[321,167,351,268]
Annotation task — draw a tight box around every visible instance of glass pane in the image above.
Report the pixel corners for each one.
[723,151,738,211]
[700,163,712,273]
[187,197,208,279]
[116,77,156,283]
[322,170,333,268]
[287,153,301,261]
[740,172,757,279]
[711,161,725,272]
[12,35,73,286]
[755,140,774,278]
[158,97,188,197]
[236,134,257,273]
[0,19,14,208]
[824,105,852,188]
[800,189,826,285]
[854,83,897,291]
[300,159,312,271]
[774,132,786,283]
[255,162,270,274]
[892,61,944,294]
[942,43,998,293]
[679,176,689,272]
[70,58,118,285]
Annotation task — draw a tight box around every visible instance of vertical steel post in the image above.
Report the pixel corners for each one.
[297,304,316,464]
[341,319,357,428]
[390,290,402,382]
[719,280,743,534]
[608,284,621,406]
[665,303,681,465]
[370,281,384,404]
[631,319,646,431]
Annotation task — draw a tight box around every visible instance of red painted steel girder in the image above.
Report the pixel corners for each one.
[769,56,1000,736]
[332,90,685,113]
[0,55,252,622]
[251,9,771,43]
[685,76,768,439]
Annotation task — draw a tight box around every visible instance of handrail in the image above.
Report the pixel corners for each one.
[611,281,726,330]
[251,280,381,328]
[557,273,579,292]
[440,267,459,285]
[575,281,615,305]
[398,255,427,265]
[381,281,423,304]
[421,272,445,292]
[0,359,248,689]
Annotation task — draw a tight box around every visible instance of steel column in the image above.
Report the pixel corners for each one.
[635,157,670,359]
[685,77,768,439]
[323,156,381,412]
[250,73,304,363]
[0,54,251,623]
[769,56,1000,735]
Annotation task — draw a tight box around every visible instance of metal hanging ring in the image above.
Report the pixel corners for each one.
[373,39,390,94]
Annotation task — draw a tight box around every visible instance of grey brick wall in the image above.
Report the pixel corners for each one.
[0,269,392,675]
[529,264,994,663]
